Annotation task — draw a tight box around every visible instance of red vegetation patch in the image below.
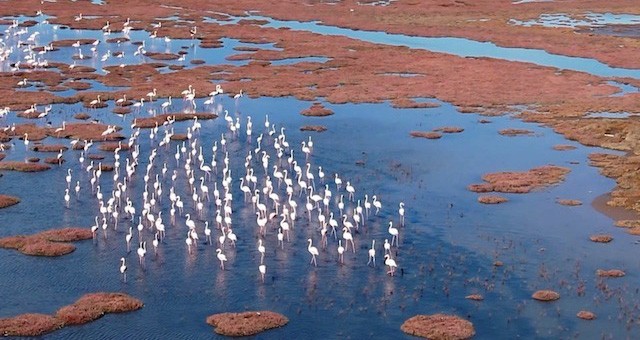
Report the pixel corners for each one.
[300,103,334,117]
[556,199,582,206]
[391,98,440,109]
[88,154,105,160]
[37,228,93,242]
[401,314,475,340]
[94,164,114,172]
[469,165,570,194]
[596,269,625,277]
[499,128,534,136]
[532,290,560,301]
[553,144,577,151]
[577,311,596,320]
[31,144,68,152]
[410,131,442,139]
[477,195,508,204]
[206,311,289,337]
[44,157,65,165]
[0,194,20,208]
[20,239,75,256]
[615,220,640,228]
[0,293,142,337]
[0,161,51,172]
[112,107,131,115]
[590,234,613,243]
[52,39,96,48]
[99,142,129,152]
[300,125,327,132]
[133,113,217,128]
[465,294,484,301]
[144,52,180,60]
[0,313,64,337]
[435,126,464,133]
[55,293,143,325]
[74,113,91,120]
[0,227,92,257]
[170,134,188,141]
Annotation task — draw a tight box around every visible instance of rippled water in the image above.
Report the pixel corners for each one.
[0,10,640,340]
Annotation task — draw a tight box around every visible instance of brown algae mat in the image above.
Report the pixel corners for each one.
[401,314,475,340]
[55,293,143,325]
[206,311,288,337]
[532,290,560,302]
[0,194,20,208]
[300,103,333,117]
[477,195,508,204]
[0,293,142,337]
[0,227,92,256]
[468,165,570,194]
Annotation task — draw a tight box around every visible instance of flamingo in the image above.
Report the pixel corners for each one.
[258,239,266,264]
[216,248,227,270]
[64,188,70,208]
[119,257,127,282]
[388,221,399,247]
[384,254,398,276]
[259,264,266,283]
[277,228,284,249]
[337,240,344,264]
[185,231,193,254]
[372,195,382,215]
[342,226,355,253]
[125,227,132,252]
[137,241,146,267]
[367,240,376,267]
[204,222,212,245]
[152,232,159,256]
[399,202,405,226]
[307,238,319,266]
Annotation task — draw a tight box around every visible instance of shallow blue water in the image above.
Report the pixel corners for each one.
[0,95,638,339]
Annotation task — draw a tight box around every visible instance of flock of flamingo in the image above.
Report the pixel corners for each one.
[67,100,408,283]
[0,11,408,284]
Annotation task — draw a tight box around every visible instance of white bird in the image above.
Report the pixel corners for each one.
[125,227,133,252]
[185,231,193,254]
[372,195,382,215]
[337,239,344,264]
[342,226,355,253]
[399,202,405,226]
[63,188,70,208]
[258,264,266,283]
[258,239,266,264]
[119,257,127,282]
[384,254,398,276]
[137,241,146,266]
[204,222,212,245]
[367,240,376,267]
[307,238,319,266]
[216,248,227,270]
[388,221,399,247]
